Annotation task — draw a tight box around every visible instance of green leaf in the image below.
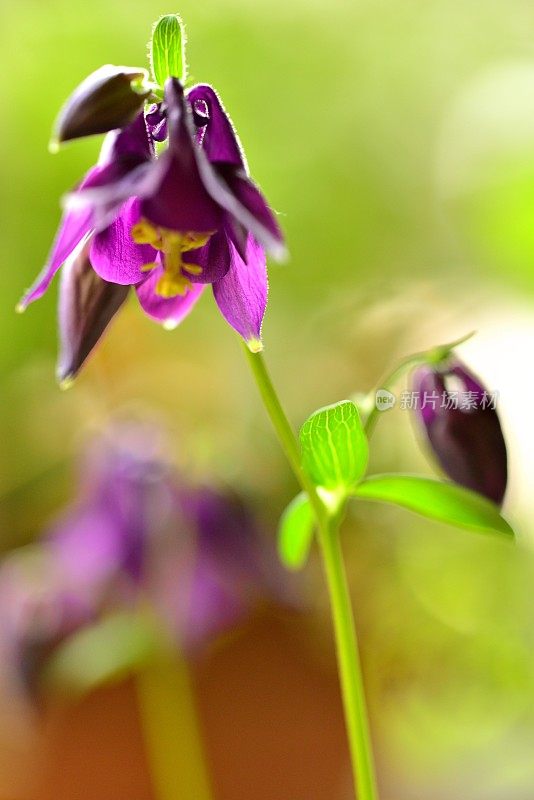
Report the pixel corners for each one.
[150,14,186,86]
[352,474,514,537]
[300,401,368,491]
[278,492,314,570]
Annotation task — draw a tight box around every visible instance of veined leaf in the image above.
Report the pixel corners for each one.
[150,15,186,86]
[300,401,368,491]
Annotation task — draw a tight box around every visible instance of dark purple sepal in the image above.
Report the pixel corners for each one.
[196,156,286,260]
[145,103,168,142]
[187,84,246,168]
[412,361,508,506]
[140,78,223,232]
[53,65,151,145]
[185,83,285,260]
[63,112,156,232]
[57,239,130,384]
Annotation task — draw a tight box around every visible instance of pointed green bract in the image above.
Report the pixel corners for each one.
[300,401,368,491]
[353,474,514,537]
[278,492,315,570]
[150,14,186,86]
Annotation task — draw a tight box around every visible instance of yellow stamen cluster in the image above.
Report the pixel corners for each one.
[131,219,213,298]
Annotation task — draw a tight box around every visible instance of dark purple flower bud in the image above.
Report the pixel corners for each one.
[412,360,508,505]
[52,65,151,146]
[57,239,130,385]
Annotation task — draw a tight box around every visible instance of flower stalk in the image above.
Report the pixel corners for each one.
[137,647,213,800]
[242,346,378,800]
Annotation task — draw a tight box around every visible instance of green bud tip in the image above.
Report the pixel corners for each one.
[149,14,187,86]
[428,330,477,365]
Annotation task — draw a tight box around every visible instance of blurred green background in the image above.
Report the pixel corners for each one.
[2,0,534,798]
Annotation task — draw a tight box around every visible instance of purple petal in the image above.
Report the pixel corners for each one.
[136,269,205,328]
[90,197,157,285]
[183,230,231,284]
[187,84,246,169]
[57,239,130,383]
[212,235,267,349]
[49,506,126,590]
[63,112,155,232]
[227,170,284,251]
[17,164,105,310]
[75,161,160,232]
[196,154,286,260]
[224,216,248,261]
[104,110,153,162]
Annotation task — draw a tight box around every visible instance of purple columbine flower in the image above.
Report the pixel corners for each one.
[19,74,285,383]
[0,421,290,696]
[412,360,508,506]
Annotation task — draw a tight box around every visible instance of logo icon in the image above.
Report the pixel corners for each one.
[375,389,396,412]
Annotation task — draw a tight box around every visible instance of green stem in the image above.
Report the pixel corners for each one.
[243,345,378,800]
[363,330,476,436]
[363,353,425,437]
[137,642,213,800]
[318,518,378,800]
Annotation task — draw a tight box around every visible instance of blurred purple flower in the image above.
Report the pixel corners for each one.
[0,549,96,700]
[412,360,508,505]
[159,486,290,651]
[0,422,289,697]
[47,421,176,590]
[0,421,174,699]
[19,77,285,382]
